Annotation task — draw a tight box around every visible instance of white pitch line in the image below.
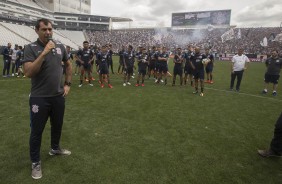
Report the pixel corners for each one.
[205,87,282,102]
[1,78,281,102]
[0,78,28,82]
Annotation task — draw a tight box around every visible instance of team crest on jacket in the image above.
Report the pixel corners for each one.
[32,105,39,113]
[56,48,62,55]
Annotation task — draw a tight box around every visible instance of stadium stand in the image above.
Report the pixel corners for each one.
[0,22,37,42]
[17,0,43,10]
[86,27,282,55]
[0,0,281,55]
[0,22,79,49]
[52,30,79,49]
[58,30,86,46]
[0,23,29,46]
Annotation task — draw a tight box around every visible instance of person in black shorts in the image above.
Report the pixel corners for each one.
[107,44,114,74]
[118,45,125,74]
[262,50,282,96]
[63,45,73,75]
[135,47,148,87]
[157,46,169,85]
[97,45,113,88]
[190,47,207,96]
[123,45,135,86]
[172,47,185,86]
[76,41,94,87]
[16,46,25,77]
[154,46,161,83]
[148,46,157,79]
[74,47,82,75]
[204,48,215,84]
[184,45,194,87]
[95,46,101,74]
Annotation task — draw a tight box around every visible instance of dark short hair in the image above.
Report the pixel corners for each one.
[128,45,133,49]
[35,18,52,30]
[19,46,23,49]
[83,41,89,44]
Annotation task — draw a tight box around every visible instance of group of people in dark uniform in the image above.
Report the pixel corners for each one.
[73,42,215,94]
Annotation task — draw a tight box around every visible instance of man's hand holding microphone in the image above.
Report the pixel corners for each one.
[42,36,56,56]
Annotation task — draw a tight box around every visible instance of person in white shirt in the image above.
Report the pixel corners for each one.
[11,44,19,76]
[230,48,250,91]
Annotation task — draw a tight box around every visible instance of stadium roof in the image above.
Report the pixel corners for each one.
[110,17,133,22]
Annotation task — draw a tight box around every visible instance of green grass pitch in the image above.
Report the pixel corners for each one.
[0,55,282,183]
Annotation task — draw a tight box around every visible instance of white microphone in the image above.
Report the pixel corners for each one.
[47,36,56,55]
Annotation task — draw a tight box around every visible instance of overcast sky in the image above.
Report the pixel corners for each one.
[91,0,282,28]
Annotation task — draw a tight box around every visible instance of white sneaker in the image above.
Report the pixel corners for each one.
[78,84,82,87]
[89,83,93,87]
[31,161,42,179]
[123,83,126,86]
[131,76,135,78]
[161,80,164,83]
[127,82,131,85]
[155,79,158,83]
[49,148,71,156]
[11,73,14,77]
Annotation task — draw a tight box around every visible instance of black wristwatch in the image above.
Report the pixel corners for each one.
[64,81,71,86]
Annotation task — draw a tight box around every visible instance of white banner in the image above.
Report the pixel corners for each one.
[260,37,268,47]
[221,29,234,43]
[273,33,282,42]
[237,29,241,39]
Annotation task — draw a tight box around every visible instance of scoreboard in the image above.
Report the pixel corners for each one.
[172,10,231,27]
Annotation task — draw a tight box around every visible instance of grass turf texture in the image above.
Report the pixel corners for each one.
[0,55,282,183]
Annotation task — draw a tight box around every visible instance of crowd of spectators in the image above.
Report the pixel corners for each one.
[86,27,282,55]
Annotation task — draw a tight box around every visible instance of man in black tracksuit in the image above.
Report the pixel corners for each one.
[2,43,12,77]
[23,18,72,180]
[258,112,282,157]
